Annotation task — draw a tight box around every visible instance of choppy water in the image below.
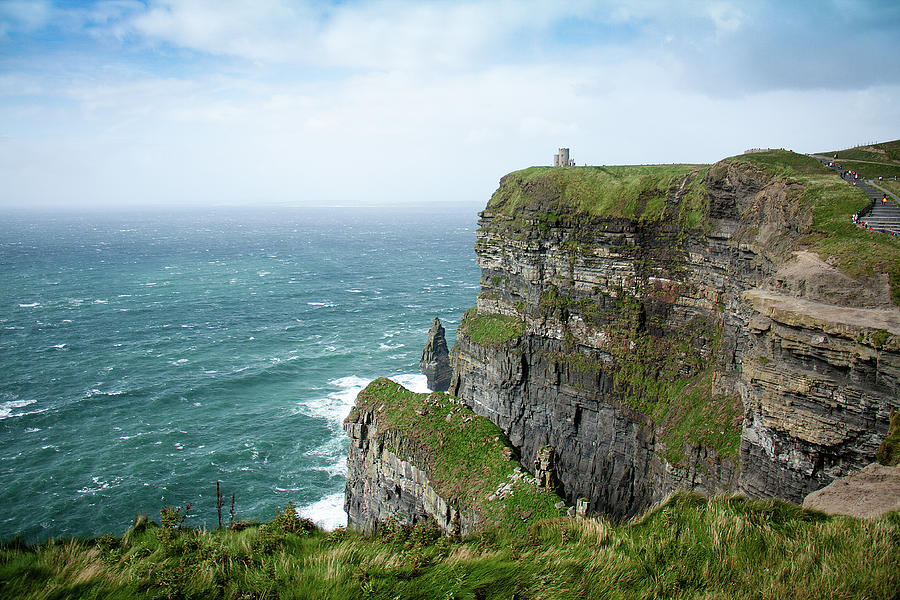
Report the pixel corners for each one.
[0,205,480,541]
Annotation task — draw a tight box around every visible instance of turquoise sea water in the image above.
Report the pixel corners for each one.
[0,205,481,541]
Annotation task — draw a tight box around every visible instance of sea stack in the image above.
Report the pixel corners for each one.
[420,317,451,392]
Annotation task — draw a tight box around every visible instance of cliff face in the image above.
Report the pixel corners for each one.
[450,156,900,517]
[344,378,566,535]
[344,404,479,535]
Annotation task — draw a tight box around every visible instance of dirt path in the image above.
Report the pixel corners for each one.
[811,154,900,167]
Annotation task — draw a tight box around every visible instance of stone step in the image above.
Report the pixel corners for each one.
[815,157,900,236]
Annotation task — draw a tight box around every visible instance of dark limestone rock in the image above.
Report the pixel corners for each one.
[343,404,478,536]
[534,445,559,492]
[420,317,452,392]
[450,159,899,519]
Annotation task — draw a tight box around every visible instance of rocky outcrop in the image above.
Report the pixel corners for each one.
[740,290,900,501]
[803,463,900,519]
[344,403,478,536]
[343,378,566,536]
[450,156,900,518]
[420,317,452,392]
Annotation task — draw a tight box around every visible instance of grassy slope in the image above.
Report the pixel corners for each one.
[457,308,525,346]
[825,139,900,179]
[487,164,709,228]
[352,378,565,532]
[728,150,900,306]
[877,179,900,198]
[2,495,897,599]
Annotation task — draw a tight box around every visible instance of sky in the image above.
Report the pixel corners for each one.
[1,0,899,209]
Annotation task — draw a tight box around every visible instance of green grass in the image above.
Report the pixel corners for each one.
[827,139,900,163]
[875,179,900,198]
[725,149,900,306]
[822,139,900,179]
[486,164,710,229]
[730,149,831,177]
[877,408,900,467]
[803,177,900,306]
[833,160,900,180]
[3,494,897,599]
[458,308,525,346]
[354,378,565,533]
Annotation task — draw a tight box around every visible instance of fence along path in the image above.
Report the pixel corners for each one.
[814,156,900,235]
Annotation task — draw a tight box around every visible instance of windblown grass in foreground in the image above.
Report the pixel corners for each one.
[2,493,897,599]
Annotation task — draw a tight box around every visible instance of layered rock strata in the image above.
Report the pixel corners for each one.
[450,157,900,517]
[344,404,477,536]
[344,378,566,535]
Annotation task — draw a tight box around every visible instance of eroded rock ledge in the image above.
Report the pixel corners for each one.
[449,155,900,517]
[344,378,565,536]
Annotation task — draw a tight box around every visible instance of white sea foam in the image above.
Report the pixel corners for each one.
[0,399,37,420]
[378,342,405,350]
[391,373,431,393]
[304,438,349,478]
[309,461,348,478]
[307,302,337,307]
[297,373,431,427]
[76,476,112,495]
[297,376,370,425]
[300,492,347,531]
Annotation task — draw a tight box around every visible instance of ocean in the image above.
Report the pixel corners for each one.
[0,205,481,542]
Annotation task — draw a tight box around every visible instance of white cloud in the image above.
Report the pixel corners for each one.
[707,2,745,36]
[1,0,899,208]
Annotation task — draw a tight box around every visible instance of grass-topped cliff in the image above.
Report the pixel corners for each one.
[3,494,897,599]
[348,378,566,533]
[486,148,900,305]
[486,164,710,228]
[457,144,900,519]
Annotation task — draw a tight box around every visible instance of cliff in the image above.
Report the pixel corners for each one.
[450,152,900,518]
[343,378,565,535]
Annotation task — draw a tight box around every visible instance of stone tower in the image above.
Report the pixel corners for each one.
[553,148,572,167]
